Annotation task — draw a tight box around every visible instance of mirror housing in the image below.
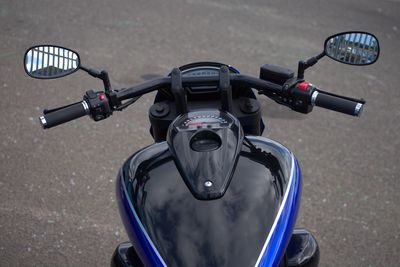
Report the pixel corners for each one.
[324,32,379,65]
[24,45,80,79]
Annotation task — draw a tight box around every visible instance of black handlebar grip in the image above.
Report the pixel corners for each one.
[312,91,363,116]
[39,101,90,129]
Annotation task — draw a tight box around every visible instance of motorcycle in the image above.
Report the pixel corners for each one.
[23,31,379,267]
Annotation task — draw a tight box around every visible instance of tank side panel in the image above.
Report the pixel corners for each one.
[116,144,168,267]
[257,157,302,267]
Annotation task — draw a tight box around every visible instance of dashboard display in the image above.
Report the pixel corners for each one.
[176,111,232,131]
[182,114,228,130]
[181,67,220,77]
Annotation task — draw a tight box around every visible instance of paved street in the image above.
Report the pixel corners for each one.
[1,0,399,266]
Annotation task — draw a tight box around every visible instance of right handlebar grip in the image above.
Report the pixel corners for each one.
[39,101,90,129]
[312,91,364,116]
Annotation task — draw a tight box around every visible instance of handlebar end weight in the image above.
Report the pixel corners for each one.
[354,103,363,117]
[39,116,48,129]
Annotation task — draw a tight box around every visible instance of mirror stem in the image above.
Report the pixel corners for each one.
[100,71,112,92]
[297,51,326,79]
[80,66,112,92]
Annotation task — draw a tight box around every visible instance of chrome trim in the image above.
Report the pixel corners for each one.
[311,91,319,106]
[204,181,213,187]
[82,101,89,113]
[39,116,47,128]
[355,103,363,116]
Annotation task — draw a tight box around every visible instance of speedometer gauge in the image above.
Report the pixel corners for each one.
[176,110,233,131]
[182,114,228,130]
[181,67,220,77]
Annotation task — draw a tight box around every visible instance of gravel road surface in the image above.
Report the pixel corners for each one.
[1,0,399,266]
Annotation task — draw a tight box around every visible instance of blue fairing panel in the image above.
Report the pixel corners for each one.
[116,136,301,267]
[116,165,167,267]
[256,157,302,267]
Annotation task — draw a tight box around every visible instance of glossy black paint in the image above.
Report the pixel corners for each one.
[167,110,243,200]
[121,137,294,267]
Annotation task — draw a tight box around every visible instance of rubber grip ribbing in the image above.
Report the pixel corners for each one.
[314,92,363,116]
[40,101,89,129]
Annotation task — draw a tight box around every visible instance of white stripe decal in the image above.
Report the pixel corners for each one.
[254,152,296,267]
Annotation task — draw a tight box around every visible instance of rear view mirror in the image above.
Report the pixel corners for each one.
[24,45,80,79]
[324,32,379,65]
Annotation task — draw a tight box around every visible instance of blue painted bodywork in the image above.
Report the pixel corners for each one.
[116,165,167,267]
[257,159,302,267]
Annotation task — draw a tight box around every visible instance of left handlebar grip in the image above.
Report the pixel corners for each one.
[39,101,90,129]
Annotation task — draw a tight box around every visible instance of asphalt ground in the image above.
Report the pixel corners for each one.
[1,0,399,266]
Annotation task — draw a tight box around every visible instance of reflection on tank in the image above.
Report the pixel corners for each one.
[122,137,292,267]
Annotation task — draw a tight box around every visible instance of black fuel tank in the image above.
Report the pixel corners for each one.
[121,136,293,267]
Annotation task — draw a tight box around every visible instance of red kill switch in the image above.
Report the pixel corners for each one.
[297,82,310,91]
[99,94,106,101]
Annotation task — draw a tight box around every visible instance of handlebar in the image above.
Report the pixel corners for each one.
[39,101,90,129]
[38,71,366,129]
[115,74,283,101]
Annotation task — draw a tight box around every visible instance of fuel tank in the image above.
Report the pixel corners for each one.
[118,105,300,267]
[116,133,301,267]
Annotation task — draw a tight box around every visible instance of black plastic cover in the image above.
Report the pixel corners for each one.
[260,64,294,85]
[111,242,144,267]
[285,229,319,267]
[166,110,243,200]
